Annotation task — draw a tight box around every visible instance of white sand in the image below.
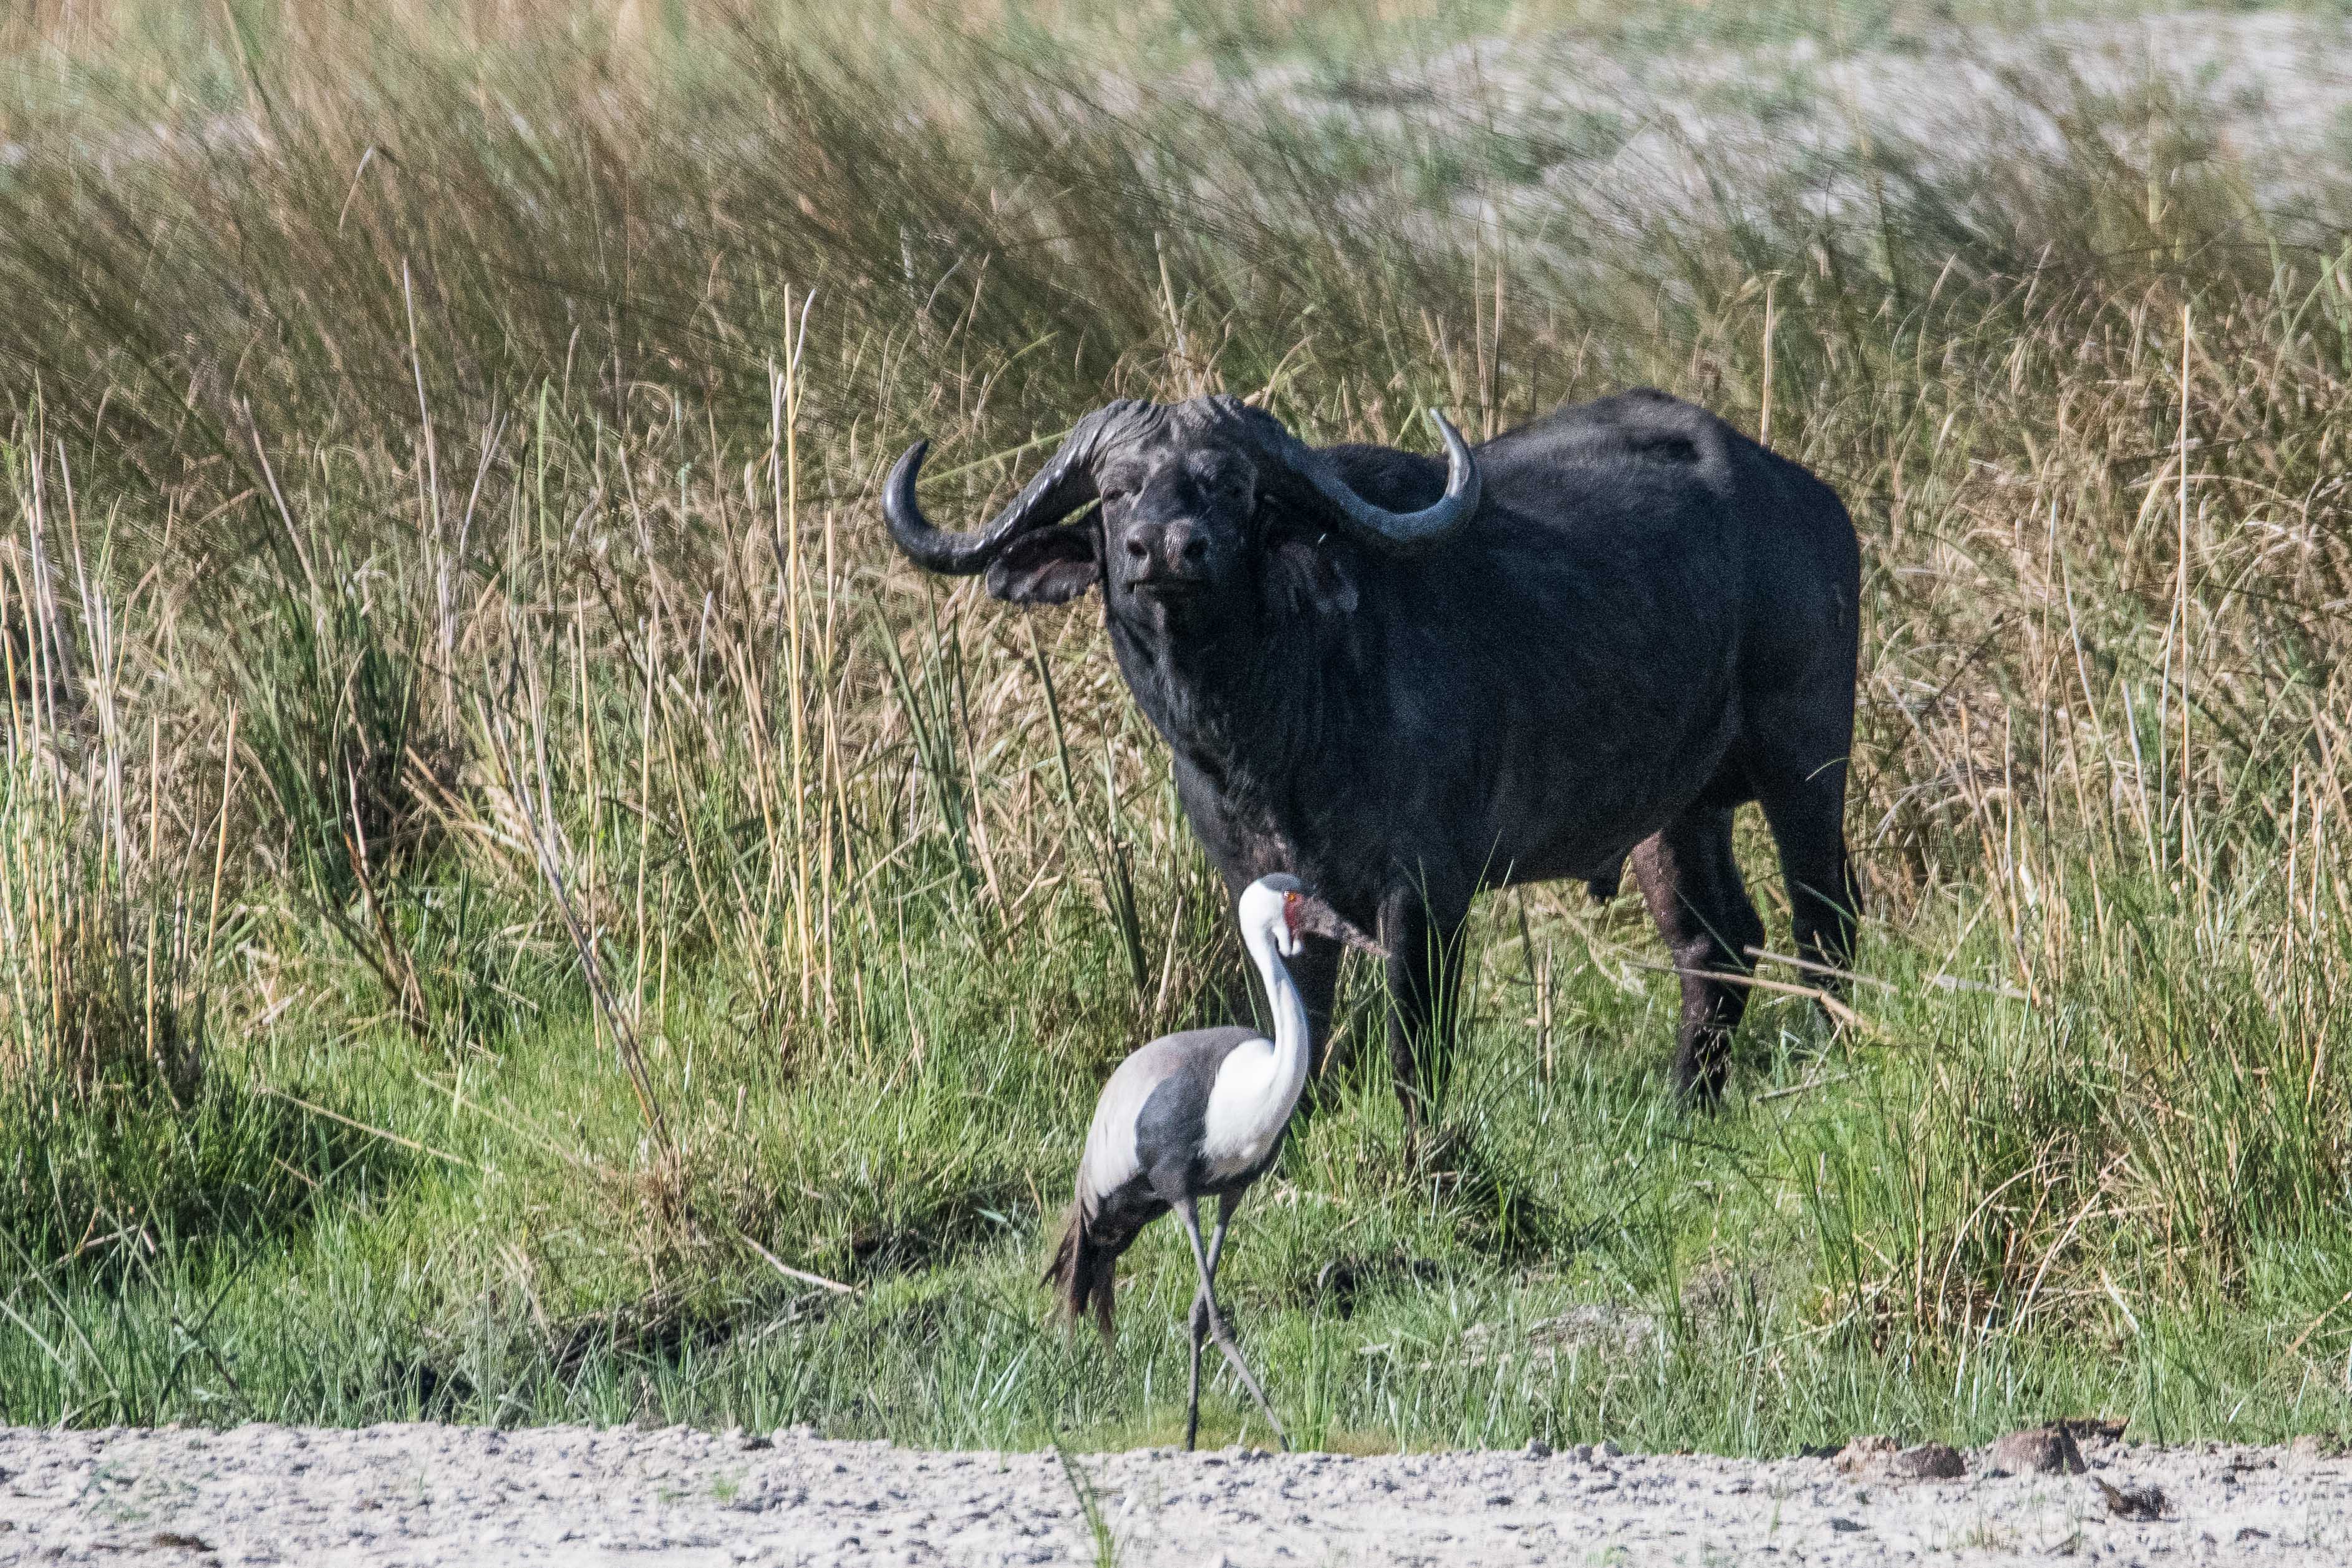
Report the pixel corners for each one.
[3,1423,2347,1565]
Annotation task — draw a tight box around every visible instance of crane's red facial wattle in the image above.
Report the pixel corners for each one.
[1280,891,1303,939]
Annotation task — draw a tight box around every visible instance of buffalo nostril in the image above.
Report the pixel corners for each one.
[1181,537,1207,564]
[1125,538,1149,561]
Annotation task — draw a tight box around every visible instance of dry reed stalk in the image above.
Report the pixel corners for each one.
[778,289,820,1013]
[2176,302,2196,894]
[200,702,236,992]
[574,603,598,940]
[142,712,158,1077]
[633,627,654,1032]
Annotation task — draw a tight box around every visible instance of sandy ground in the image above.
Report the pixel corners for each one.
[3,1423,2350,1566]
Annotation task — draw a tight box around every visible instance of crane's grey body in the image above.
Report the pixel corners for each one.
[1077,1025,1281,1249]
[1048,877,1382,1448]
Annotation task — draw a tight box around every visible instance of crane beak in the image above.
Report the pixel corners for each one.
[1287,894,1388,959]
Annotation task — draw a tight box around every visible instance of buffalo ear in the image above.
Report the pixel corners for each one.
[1269,538,1358,616]
[985,525,1102,605]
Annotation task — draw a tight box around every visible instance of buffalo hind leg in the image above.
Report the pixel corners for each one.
[1632,807,1766,1103]
[1378,887,1468,1129]
[1756,758,1860,1009]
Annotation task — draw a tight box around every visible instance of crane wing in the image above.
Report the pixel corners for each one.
[1076,1063,1151,1214]
[1076,1028,1261,1212]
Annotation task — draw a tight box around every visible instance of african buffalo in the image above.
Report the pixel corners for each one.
[882,389,1861,1113]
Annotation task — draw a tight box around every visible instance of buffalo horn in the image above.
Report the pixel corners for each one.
[1266,407,1479,551]
[881,404,1135,574]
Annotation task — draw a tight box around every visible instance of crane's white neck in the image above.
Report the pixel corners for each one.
[1196,886,1316,1181]
[1241,909,1312,1111]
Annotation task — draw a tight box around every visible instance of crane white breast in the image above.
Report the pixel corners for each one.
[1198,1036,1295,1182]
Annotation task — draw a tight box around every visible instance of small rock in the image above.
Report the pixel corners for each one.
[1522,1440,1551,1460]
[1829,1517,1866,1532]
[1835,1436,1899,1476]
[2238,1527,2273,1542]
[1897,1443,1967,1479]
[2094,1477,2167,1520]
[1595,1440,1623,1459]
[1834,1436,1965,1480]
[1988,1425,2085,1476]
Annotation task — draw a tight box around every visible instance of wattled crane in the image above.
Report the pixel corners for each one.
[1047,873,1383,1449]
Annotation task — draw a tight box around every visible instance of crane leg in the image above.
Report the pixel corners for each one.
[1206,1188,1239,1274]
[1176,1196,1287,1451]
[1183,1191,1239,1451]
[1185,1289,1207,1452]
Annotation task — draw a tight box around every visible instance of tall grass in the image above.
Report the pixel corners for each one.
[0,1,2350,1446]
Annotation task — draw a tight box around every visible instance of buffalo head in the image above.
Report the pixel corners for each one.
[880,396,1479,619]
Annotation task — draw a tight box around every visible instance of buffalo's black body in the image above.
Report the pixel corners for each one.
[887,388,1861,1110]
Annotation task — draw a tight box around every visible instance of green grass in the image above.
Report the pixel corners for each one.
[1,0,2351,1454]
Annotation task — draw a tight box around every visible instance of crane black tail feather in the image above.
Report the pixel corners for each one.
[1046,1203,1128,1342]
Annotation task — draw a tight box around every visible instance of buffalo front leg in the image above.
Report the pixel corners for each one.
[1284,932,1344,1084]
[1378,887,1467,1128]
[1632,807,1766,1104]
